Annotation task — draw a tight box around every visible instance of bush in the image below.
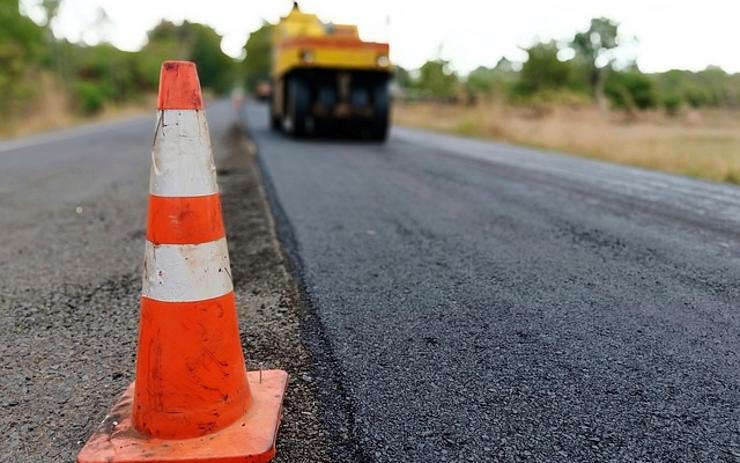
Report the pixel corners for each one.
[415,59,459,101]
[74,80,105,114]
[604,71,658,110]
[464,63,516,102]
[516,42,580,96]
[522,89,592,107]
[0,0,44,117]
[242,22,272,91]
[662,93,682,115]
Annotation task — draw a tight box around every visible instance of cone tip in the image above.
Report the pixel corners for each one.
[157,60,203,110]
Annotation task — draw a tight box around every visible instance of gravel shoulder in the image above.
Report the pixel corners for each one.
[218,120,331,462]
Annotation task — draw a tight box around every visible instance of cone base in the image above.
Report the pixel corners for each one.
[77,370,288,463]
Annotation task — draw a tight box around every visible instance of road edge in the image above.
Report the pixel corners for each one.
[238,106,372,463]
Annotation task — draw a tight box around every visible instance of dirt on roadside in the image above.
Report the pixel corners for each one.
[217,123,332,463]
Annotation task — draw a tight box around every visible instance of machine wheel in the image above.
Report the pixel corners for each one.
[368,81,390,141]
[269,103,281,131]
[284,75,311,137]
[270,113,281,131]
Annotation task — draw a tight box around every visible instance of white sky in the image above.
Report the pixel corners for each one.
[21,0,740,74]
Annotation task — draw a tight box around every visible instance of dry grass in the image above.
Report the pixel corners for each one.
[393,102,740,184]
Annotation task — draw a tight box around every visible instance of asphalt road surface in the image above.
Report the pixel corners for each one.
[246,102,740,462]
[1,100,739,462]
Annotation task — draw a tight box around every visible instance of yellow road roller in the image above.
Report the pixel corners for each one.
[270,3,392,140]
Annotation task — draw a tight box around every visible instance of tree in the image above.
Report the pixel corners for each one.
[465,58,519,101]
[38,0,68,82]
[650,67,740,110]
[571,18,620,106]
[40,0,60,27]
[417,59,458,101]
[604,71,658,111]
[516,41,574,95]
[144,20,236,94]
[0,0,45,117]
[189,23,235,94]
[393,65,413,89]
[465,66,496,97]
[242,21,272,91]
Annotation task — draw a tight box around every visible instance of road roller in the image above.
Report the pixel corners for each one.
[270,3,392,140]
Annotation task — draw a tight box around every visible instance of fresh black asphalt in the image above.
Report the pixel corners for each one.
[247,103,740,462]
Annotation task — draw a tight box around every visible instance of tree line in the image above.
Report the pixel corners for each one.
[1,0,240,123]
[3,0,739,126]
[240,17,740,114]
[397,18,740,114]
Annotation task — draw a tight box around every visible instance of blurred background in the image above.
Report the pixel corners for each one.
[2,0,740,182]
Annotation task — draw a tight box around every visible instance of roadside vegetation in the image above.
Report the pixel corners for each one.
[4,0,740,184]
[394,104,740,183]
[0,0,239,136]
[397,18,740,113]
[393,18,740,184]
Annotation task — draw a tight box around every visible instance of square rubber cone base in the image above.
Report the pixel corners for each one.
[77,370,288,463]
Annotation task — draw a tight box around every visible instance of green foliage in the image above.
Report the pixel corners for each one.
[66,43,141,102]
[0,0,45,115]
[189,23,235,94]
[416,59,459,101]
[393,66,411,87]
[570,17,620,95]
[604,71,658,110]
[134,40,180,89]
[391,15,740,114]
[571,18,619,66]
[73,79,105,114]
[3,3,740,124]
[242,21,272,91]
[0,3,241,123]
[39,0,60,26]
[0,0,44,58]
[465,67,495,96]
[145,20,236,95]
[48,19,239,118]
[518,89,592,107]
[516,41,575,95]
[662,93,682,115]
[653,67,740,109]
[463,59,518,102]
[147,20,188,44]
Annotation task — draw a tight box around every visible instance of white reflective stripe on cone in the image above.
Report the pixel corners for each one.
[142,237,233,302]
[150,110,218,197]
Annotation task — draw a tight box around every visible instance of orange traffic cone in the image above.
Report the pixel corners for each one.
[77,61,288,463]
